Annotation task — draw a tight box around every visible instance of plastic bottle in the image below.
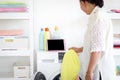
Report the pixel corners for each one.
[39,28,44,51]
[52,26,60,39]
[44,27,51,51]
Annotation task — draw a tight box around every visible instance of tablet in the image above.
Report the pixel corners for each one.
[47,39,65,51]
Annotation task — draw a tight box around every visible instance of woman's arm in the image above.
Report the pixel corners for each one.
[86,52,102,80]
[86,20,106,80]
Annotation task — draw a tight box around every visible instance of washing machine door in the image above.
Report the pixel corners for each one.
[34,72,46,80]
[53,74,60,80]
[53,74,82,80]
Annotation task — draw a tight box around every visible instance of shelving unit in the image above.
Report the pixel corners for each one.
[109,12,120,80]
[112,19,120,80]
[0,0,34,80]
[105,0,120,78]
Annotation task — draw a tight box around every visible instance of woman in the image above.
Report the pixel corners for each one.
[69,0,117,80]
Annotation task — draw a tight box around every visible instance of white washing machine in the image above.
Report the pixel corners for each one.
[36,51,65,80]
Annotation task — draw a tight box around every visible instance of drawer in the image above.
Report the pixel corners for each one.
[0,37,29,50]
[37,51,59,63]
[13,66,30,78]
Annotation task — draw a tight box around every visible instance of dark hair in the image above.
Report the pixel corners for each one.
[80,0,104,8]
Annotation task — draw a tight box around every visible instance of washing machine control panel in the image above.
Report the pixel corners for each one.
[58,52,65,63]
[37,51,65,63]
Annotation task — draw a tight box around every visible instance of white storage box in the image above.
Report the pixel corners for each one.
[13,65,30,78]
[0,36,29,51]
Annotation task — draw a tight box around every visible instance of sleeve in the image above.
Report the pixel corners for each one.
[90,19,106,53]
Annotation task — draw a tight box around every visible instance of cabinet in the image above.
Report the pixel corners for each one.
[0,0,34,80]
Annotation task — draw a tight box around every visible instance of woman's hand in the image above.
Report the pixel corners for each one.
[68,47,83,56]
[75,75,80,80]
[69,47,83,53]
[85,71,93,80]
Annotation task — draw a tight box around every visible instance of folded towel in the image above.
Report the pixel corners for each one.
[0,30,24,36]
[0,4,27,8]
[0,7,27,12]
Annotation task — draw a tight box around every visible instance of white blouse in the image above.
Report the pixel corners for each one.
[80,6,116,80]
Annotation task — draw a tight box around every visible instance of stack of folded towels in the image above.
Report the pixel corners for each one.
[113,34,120,48]
[0,1,27,12]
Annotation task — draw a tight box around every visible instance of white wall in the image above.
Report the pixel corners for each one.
[34,0,88,50]
[104,0,120,11]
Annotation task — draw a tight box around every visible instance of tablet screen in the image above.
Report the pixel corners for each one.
[47,39,65,51]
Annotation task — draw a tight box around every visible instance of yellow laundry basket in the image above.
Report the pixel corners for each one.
[61,50,80,80]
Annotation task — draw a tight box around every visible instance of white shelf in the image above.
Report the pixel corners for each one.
[0,13,30,19]
[113,49,120,55]
[0,72,31,80]
[108,13,120,20]
[0,78,31,80]
[0,50,33,56]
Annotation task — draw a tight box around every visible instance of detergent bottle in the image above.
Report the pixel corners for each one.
[44,27,51,51]
[39,28,44,51]
[52,26,60,39]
